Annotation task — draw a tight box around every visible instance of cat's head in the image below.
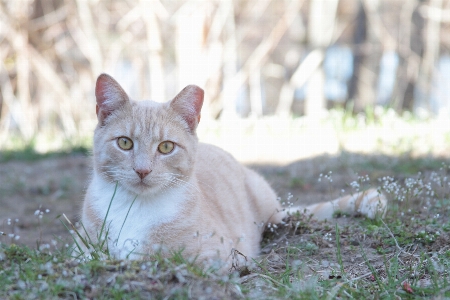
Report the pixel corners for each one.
[93,73,204,195]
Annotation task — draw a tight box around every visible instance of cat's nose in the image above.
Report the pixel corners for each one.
[134,168,151,179]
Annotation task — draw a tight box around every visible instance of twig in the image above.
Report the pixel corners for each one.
[239,273,288,290]
[381,219,419,258]
[349,271,374,282]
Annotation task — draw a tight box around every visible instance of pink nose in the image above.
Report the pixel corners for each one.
[134,168,151,179]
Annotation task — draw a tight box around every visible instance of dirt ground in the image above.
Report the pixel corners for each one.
[0,151,404,247]
[2,151,450,298]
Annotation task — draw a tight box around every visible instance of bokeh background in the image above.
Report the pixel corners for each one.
[0,0,449,162]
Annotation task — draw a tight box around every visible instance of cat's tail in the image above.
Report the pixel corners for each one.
[284,188,387,220]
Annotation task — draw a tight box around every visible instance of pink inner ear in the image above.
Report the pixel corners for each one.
[95,74,115,108]
[171,85,204,131]
[95,84,105,106]
[95,74,129,122]
[189,86,204,116]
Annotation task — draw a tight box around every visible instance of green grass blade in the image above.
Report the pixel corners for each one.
[116,194,138,246]
[98,181,118,248]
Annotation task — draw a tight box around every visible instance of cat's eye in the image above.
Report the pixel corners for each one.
[158,141,174,154]
[117,137,133,150]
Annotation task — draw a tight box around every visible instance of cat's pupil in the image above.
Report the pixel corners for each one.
[158,141,174,154]
[118,137,133,150]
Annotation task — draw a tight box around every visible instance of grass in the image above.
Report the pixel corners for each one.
[1,164,450,298]
[0,144,89,163]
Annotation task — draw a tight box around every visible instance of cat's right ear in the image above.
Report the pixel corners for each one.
[95,74,129,124]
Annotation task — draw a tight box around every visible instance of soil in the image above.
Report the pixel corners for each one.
[0,151,400,247]
[1,151,450,297]
[0,154,89,246]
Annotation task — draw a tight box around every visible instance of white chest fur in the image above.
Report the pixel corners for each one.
[89,175,187,259]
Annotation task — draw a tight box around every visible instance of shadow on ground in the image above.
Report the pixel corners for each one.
[0,149,447,247]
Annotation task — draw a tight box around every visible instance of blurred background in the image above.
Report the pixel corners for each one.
[0,0,449,162]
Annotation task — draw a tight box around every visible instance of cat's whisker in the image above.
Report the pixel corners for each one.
[170,178,201,194]
[154,177,197,198]
[161,175,198,192]
[163,172,189,179]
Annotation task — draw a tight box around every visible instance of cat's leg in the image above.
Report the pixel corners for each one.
[286,188,387,220]
[243,168,284,225]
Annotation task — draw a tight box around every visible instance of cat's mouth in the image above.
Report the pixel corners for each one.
[135,180,150,188]
[130,179,156,194]
[121,177,160,195]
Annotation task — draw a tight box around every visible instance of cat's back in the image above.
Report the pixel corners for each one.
[195,143,249,186]
[196,143,239,169]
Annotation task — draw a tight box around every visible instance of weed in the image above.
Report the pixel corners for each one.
[58,182,130,263]
[335,224,345,275]
[289,177,305,188]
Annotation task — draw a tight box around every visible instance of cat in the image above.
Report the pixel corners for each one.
[80,73,387,269]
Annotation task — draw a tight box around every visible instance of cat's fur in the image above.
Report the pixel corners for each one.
[81,74,387,267]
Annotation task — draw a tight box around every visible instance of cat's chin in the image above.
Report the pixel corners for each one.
[125,181,160,196]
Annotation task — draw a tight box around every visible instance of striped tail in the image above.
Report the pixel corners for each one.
[286,188,387,220]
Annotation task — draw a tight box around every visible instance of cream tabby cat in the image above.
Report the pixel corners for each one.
[81,74,387,267]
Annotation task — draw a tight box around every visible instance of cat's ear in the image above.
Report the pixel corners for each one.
[170,85,204,132]
[95,73,129,124]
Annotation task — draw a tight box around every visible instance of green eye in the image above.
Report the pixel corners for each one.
[117,137,133,150]
[158,141,174,154]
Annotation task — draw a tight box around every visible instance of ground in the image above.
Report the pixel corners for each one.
[1,151,449,298]
[0,152,403,247]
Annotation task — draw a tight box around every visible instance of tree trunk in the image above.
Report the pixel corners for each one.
[141,0,166,102]
[305,0,339,118]
[349,0,381,113]
[414,0,442,116]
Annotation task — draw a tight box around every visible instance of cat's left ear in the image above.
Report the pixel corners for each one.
[170,85,204,132]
